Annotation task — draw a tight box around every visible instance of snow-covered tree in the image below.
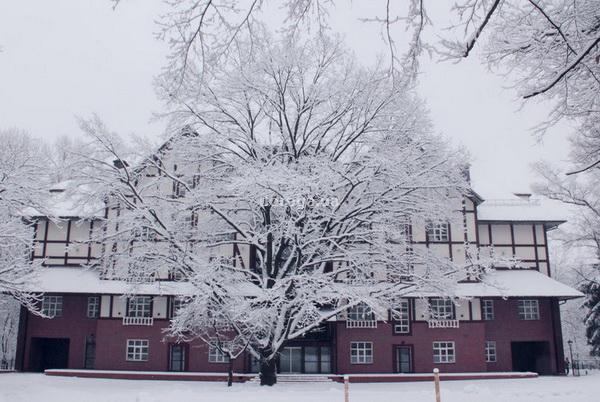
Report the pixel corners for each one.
[0,128,49,308]
[0,296,20,370]
[74,33,503,385]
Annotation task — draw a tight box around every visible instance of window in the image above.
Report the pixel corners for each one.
[518,299,540,320]
[350,342,373,364]
[208,344,230,363]
[433,341,455,364]
[87,296,100,318]
[392,299,411,334]
[347,303,375,321]
[127,296,152,318]
[126,339,149,361]
[482,299,494,320]
[170,296,185,318]
[429,298,455,320]
[42,296,63,318]
[426,222,449,242]
[485,341,497,363]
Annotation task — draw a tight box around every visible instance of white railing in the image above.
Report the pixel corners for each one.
[427,319,459,329]
[123,316,154,326]
[346,320,378,329]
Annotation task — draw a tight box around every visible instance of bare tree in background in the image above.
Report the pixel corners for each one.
[0,128,49,308]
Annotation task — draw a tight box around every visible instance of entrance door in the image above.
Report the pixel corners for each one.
[29,338,70,372]
[511,341,551,374]
[169,344,186,371]
[84,336,96,369]
[395,346,412,373]
[279,347,302,373]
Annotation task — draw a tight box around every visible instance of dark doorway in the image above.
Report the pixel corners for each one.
[511,341,552,374]
[29,338,70,372]
[395,346,413,373]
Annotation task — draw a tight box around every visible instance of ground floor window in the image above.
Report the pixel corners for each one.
[126,339,149,361]
[433,341,455,364]
[485,341,497,363]
[350,342,373,364]
[42,295,63,318]
[208,344,230,363]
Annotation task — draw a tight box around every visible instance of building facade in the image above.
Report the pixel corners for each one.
[15,183,582,376]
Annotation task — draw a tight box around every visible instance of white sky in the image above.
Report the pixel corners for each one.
[0,1,573,200]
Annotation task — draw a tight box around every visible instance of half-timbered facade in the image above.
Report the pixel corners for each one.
[14,181,582,377]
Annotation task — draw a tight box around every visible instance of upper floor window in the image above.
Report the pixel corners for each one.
[482,299,494,321]
[426,222,449,242]
[42,296,63,318]
[127,296,152,318]
[433,341,455,364]
[87,296,100,318]
[518,299,539,320]
[347,303,375,321]
[126,339,149,361]
[350,342,373,364]
[170,296,186,318]
[392,299,410,334]
[429,298,455,320]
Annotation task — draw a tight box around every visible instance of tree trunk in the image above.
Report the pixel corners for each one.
[227,358,234,387]
[259,348,277,386]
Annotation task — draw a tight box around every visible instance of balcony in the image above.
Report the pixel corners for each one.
[427,319,459,329]
[123,316,154,326]
[346,320,378,329]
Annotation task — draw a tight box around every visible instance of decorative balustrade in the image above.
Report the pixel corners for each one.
[123,316,154,326]
[346,320,378,329]
[427,319,459,329]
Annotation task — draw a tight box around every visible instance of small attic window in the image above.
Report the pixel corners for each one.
[49,188,65,193]
[513,193,532,201]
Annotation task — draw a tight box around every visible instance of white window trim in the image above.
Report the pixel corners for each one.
[433,341,456,364]
[518,299,540,320]
[42,295,63,318]
[482,299,494,321]
[87,296,100,318]
[347,303,375,321]
[127,296,153,318]
[429,298,455,320]
[350,341,373,364]
[208,343,230,363]
[126,339,149,362]
[426,222,449,242]
[392,299,410,334]
[485,341,497,363]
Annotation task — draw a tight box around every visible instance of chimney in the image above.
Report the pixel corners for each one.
[513,192,532,201]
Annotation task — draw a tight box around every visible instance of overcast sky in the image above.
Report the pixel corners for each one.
[0,1,573,200]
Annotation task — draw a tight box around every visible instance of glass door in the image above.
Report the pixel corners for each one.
[396,346,412,373]
[279,347,302,373]
[169,344,186,371]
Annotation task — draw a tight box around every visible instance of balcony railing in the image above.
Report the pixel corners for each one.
[427,319,459,329]
[346,320,378,329]
[123,316,154,326]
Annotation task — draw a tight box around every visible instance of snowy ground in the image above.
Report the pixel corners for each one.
[0,373,599,402]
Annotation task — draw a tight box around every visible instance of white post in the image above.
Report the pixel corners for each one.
[433,368,441,402]
[344,375,350,402]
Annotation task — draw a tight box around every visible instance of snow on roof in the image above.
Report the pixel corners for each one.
[453,269,583,299]
[30,267,582,299]
[476,194,567,223]
[21,182,105,219]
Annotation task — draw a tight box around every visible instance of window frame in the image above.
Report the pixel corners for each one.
[429,298,456,320]
[87,296,100,318]
[347,303,375,322]
[433,341,456,364]
[127,296,153,318]
[350,341,373,364]
[518,299,540,320]
[485,341,497,363]
[126,339,149,362]
[208,343,230,363]
[392,299,411,334]
[482,299,494,321]
[42,295,63,318]
[426,222,450,242]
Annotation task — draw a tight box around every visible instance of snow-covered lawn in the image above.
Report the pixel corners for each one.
[0,373,599,402]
